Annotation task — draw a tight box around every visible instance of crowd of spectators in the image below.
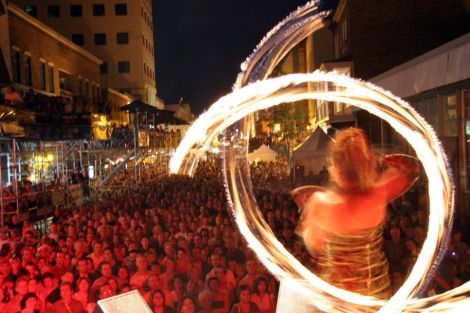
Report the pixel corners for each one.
[0,158,468,313]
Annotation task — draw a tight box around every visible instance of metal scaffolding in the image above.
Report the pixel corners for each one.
[0,127,181,229]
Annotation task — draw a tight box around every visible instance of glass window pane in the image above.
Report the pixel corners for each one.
[94,33,107,45]
[116,32,129,44]
[70,5,82,17]
[443,94,457,136]
[93,4,105,16]
[115,3,127,16]
[71,34,84,46]
[118,61,130,73]
[48,5,60,17]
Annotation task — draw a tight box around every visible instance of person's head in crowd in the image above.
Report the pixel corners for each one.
[86,257,95,273]
[391,272,403,292]
[28,277,39,293]
[41,272,56,289]
[76,258,88,277]
[390,226,401,243]
[209,254,220,269]
[0,259,11,276]
[76,277,90,294]
[19,292,38,312]
[16,268,31,281]
[10,257,21,275]
[120,285,131,293]
[150,289,166,310]
[145,274,161,292]
[15,278,29,297]
[246,259,258,275]
[164,257,176,273]
[108,277,118,294]
[92,241,104,255]
[414,225,426,244]
[99,262,113,278]
[103,248,115,263]
[207,277,219,293]
[20,246,35,264]
[59,282,74,303]
[253,277,269,295]
[61,271,75,285]
[117,265,130,282]
[164,242,176,258]
[50,223,59,235]
[97,283,114,300]
[127,250,138,263]
[141,237,150,251]
[178,296,197,313]
[55,251,67,267]
[197,290,212,311]
[135,254,148,272]
[172,274,185,292]
[237,284,252,305]
[113,245,127,262]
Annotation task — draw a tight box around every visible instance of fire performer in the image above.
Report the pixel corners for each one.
[292,128,420,299]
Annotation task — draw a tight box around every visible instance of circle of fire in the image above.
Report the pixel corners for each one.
[169,2,468,311]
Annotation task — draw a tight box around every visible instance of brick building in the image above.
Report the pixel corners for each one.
[12,0,160,108]
[7,3,102,100]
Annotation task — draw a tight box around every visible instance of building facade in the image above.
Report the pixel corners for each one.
[12,0,160,108]
[371,33,470,230]
[7,3,102,100]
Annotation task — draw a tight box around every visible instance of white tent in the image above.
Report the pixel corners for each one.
[292,126,333,176]
[248,144,278,163]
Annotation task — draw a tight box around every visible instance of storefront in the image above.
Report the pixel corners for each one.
[372,32,470,230]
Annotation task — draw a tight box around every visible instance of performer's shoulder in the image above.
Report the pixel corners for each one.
[290,185,325,208]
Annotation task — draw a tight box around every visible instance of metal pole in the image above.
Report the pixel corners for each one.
[56,143,59,183]
[13,139,19,220]
[133,112,139,184]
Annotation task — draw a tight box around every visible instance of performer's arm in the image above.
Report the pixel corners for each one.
[376,154,421,202]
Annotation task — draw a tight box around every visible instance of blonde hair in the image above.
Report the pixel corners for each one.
[330,128,377,191]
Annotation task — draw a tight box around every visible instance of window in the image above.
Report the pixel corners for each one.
[47,5,60,17]
[23,55,32,86]
[115,3,127,16]
[24,5,37,17]
[94,33,107,45]
[142,35,145,46]
[70,4,82,17]
[71,34,84,46]
[118,61,130,73]
[443,94,457,136]
[143,63,147,75]
[116,32,129,44]
[93,4,105,16]
[39,62,46,90]
[100,62,108,74]
[12,50,21,83]
[49,66,55,92]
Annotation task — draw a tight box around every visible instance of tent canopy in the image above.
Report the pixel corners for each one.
[292,126,333,175]
[120,100,159,113]
[248,144,278,163]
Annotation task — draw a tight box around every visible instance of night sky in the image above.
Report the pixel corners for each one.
[152,0,310,114]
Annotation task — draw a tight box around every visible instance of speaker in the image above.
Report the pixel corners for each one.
[93,290,153,313]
